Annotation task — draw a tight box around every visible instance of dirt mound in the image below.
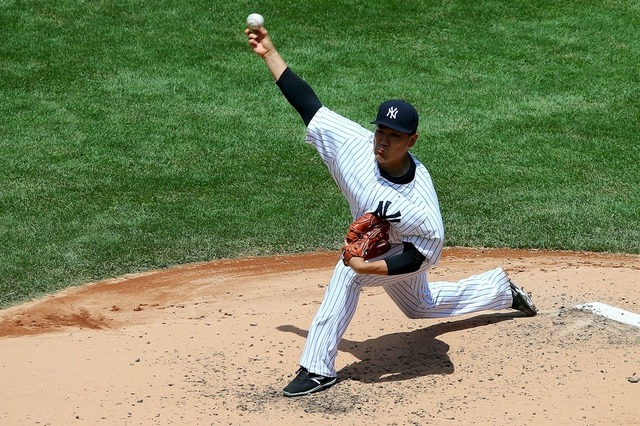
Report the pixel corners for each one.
[1,248,638,425]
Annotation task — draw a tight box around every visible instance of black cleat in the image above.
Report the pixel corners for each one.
[283,367,337,397]
[510,280,537,316]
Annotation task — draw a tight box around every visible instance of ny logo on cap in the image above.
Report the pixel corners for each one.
[386,106,398,119]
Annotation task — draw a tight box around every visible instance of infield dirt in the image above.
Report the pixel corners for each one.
[1,248,639,425]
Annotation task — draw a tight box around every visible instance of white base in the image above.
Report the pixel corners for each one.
[575,302,640,328]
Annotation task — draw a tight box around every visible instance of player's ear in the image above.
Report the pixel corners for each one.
[408,133,418,148]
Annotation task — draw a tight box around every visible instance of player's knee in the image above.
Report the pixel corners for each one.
[396,298,437,319]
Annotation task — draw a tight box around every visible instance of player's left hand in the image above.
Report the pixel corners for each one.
[345,256,388,275]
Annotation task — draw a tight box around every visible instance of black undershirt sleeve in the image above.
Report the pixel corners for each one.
[275,67,322,126]
[384,243,426,275]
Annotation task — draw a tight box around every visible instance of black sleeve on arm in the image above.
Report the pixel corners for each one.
[384,243,427,276]
[275,67,322,126]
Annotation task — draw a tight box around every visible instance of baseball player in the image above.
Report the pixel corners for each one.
[245,26,537,397]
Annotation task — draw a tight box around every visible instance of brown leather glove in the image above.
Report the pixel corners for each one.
[342,217,391,265]
[342,199,402,266]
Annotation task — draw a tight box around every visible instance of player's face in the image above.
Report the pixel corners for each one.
[373,125,418,166]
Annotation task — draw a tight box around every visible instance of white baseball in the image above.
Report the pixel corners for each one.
[246,13,264,30]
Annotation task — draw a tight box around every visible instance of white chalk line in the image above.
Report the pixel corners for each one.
[575,302,640,328]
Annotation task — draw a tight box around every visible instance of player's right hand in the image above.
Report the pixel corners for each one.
[245,27,275,58]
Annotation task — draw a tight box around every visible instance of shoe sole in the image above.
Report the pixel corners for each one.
[511,283,537,316]
[282,377,337,397]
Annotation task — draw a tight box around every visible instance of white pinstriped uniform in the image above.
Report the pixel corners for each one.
[299,107,513,378]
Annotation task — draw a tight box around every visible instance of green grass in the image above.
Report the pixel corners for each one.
[1,0,638,307]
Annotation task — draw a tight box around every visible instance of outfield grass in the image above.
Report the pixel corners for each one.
[1,0,638,307]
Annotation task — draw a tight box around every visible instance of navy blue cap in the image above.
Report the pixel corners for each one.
[371,100,419,134]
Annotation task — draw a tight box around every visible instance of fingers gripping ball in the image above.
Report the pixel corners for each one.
[246,13,264,30]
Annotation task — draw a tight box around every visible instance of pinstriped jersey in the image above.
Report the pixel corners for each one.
[306,106,445,265]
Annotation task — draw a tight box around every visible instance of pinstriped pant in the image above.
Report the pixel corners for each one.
[299,245,514,377]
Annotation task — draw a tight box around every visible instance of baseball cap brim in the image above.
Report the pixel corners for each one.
[370,119,416,134]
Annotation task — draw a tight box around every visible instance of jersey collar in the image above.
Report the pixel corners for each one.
[378,155,416,184]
